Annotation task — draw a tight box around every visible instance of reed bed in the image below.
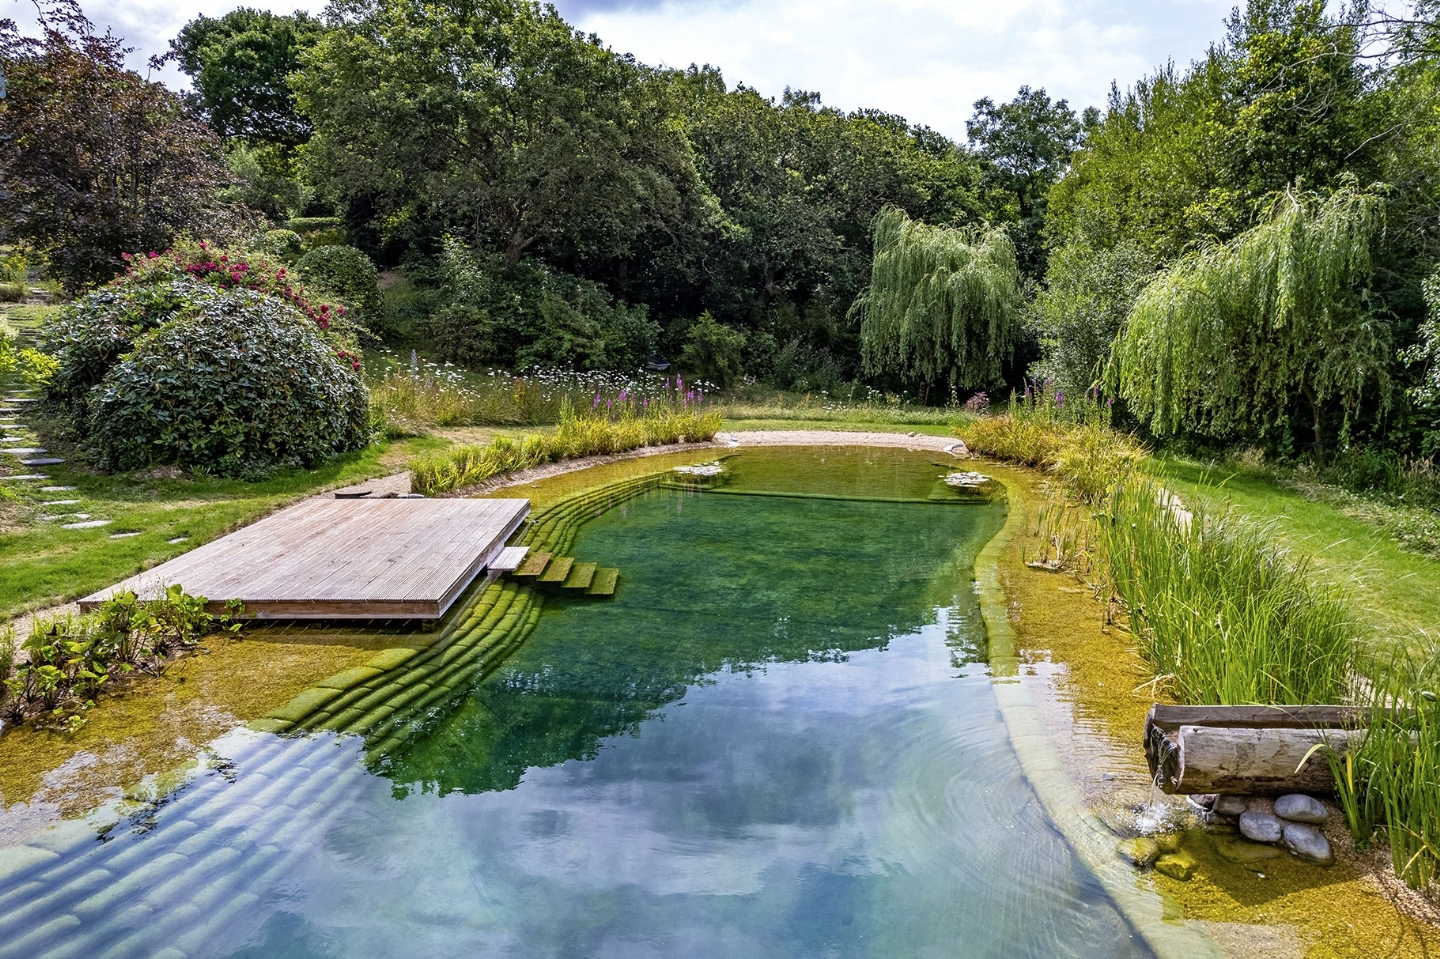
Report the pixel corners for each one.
[409,400,722,496]
[963,397,1440,889]
[1326,647,1440,889]
[1095,476,1354,705]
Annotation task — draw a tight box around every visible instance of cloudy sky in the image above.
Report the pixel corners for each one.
[8,0,1237,139]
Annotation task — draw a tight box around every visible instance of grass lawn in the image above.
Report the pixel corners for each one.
[1157,456,1440,654]
[0,436,448,621]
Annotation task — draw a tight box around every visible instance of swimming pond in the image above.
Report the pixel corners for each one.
[0,447,1152,958]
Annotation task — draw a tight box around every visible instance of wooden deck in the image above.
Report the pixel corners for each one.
[79,498,530,619]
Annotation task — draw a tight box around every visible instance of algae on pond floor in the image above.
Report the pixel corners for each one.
[0,625,418,845]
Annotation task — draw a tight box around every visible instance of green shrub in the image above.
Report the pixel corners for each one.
[0,282,24,302]
[679,311,746,387]
[427,238,658,371]
[287,216,343,235]
[251,228,304,262]
[90,290,369,476]
[296,244,382,325]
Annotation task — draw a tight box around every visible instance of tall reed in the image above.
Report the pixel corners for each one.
[1094,476,1355,705]
[409,400,723,496]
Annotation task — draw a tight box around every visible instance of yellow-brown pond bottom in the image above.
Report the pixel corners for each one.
[986,459,1440,958]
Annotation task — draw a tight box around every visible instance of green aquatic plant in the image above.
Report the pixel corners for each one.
[1094,475,1354,705]
[409,401,723,496]
[1,587,245,728]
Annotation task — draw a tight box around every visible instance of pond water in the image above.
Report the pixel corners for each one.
[0,448,1150,958]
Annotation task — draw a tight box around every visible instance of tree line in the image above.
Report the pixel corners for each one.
[3,0,1440,459]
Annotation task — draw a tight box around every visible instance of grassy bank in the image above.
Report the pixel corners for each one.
[0,435,443,621]
[961,400,1440,892]
[410,403,722,496]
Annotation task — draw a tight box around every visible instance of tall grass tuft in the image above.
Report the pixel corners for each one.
[1326,645,1440,889]
[1094,476,1355,705]
[409,399,723,496]
[959,382,1145,503]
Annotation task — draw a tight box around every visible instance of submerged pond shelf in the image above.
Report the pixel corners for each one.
[78,498,530,619]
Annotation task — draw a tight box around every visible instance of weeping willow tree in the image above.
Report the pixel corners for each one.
[1111,183,1391,454]
[855,207,1024,397]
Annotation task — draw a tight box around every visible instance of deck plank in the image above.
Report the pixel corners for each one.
[79,498,530,619]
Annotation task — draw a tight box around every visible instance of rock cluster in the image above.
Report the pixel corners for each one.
[1206,792,1335,866]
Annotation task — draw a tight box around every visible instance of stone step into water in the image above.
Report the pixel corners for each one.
[510,550,553,578]
[536,556,573,584]
[561,561,596,590]
[587,568,619,596]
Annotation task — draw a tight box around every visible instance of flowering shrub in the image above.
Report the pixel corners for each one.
[90,290,369,476]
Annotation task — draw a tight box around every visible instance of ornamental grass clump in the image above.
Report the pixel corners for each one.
[409,396,722,495]
[1093,475,1355,705]
[1322,646,1440,890]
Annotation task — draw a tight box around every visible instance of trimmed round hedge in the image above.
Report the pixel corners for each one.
[295,245,381,326]
[90,291,370,477]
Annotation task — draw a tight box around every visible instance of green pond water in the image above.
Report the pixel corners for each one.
[0,448,1151,958]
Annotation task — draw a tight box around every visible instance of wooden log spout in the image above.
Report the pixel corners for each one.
[1144,704,1368,795]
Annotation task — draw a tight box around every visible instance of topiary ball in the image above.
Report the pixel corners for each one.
[295,245,381,326]
[90,290,370,477]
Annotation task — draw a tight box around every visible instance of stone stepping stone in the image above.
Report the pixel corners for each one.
[109,531,142,539]
[61,519,110,530]
[20,457,64,466]
[167,536,189,544]
[40,485,76,491]
[43,513,90,521]
[44,499,81,506]
[0,474,48,481]
[2,448,47,455]
[6,397,37,403]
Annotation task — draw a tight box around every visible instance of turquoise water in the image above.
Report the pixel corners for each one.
[0,448,1149,958]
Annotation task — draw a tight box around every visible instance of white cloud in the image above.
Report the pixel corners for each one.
[9,0,1234,136]
[568,0,1234,138]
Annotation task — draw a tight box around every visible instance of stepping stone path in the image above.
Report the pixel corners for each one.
[19,457,64,466]
[62,519,111,529]
[2,448,47,455]
[43,513,90,521]
[109,531,142,539]
[41,485,76,491]
[0,474,48,481]
[44,499,81,506]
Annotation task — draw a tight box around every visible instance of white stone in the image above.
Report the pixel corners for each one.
[1238,811,1284,844]
[62,519,111,530]
[1274,794,1327,824]
[1282,823,1334,865]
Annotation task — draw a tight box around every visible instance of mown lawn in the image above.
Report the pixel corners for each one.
[1157,456,1440,654]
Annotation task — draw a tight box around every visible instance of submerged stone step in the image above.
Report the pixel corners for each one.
[511,550,553,578]
[561,561,596,590]
[536,556,573,584]
[587,567,619,597]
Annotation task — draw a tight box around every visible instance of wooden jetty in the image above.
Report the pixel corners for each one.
[79,498,530,620]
